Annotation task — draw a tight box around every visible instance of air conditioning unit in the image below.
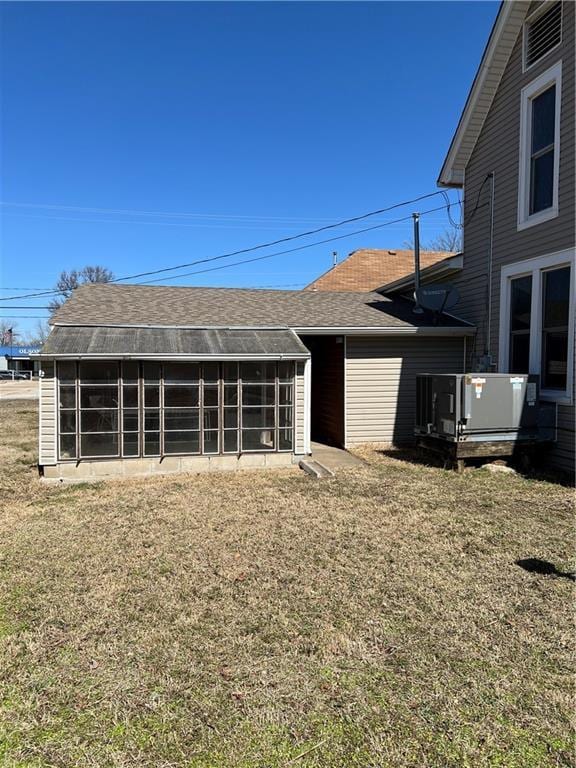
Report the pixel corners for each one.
[415,373,556,469]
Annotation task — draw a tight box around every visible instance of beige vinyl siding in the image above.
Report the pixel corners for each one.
[294,361,306,454]
[345,337,465,445]
[451,0,574,474]
[39,361,57,466]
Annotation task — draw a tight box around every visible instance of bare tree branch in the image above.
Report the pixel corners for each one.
[48,265,115,312]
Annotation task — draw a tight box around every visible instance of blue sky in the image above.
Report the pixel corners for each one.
[0,1,498,334]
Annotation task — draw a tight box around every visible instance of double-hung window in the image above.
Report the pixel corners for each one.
[500,250,575,402]
[518,61,561,230]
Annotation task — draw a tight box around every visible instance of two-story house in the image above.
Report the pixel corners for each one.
[437,0,574,474]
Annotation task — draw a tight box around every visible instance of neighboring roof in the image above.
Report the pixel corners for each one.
[50,283,475,334]
[378,253,464,295]
[39,326,310,359]
[304,249,454,291]
[438,1,531,187]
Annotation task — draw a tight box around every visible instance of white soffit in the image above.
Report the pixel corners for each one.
[438,1,531,188]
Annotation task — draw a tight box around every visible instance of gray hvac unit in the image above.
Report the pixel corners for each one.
[415,374,556,468]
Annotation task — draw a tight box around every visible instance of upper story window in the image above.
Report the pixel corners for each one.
[523,2,562,71]
[518,61,561,230]
[500,249,574,403]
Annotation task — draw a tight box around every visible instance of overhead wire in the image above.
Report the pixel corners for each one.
[0,190,452,301]
[1,191,463,302]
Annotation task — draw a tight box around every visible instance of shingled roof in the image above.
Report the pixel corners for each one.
[304,249,454,292]
[50,283,474,332]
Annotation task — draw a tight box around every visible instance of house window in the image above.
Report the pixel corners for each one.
[509,275,532,373]
[523,2,562,71]
[500,250,574,402]
[518,62,561,230]
[541,266,570,390]
[57,361,295,460]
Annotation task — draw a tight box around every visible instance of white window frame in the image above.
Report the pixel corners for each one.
[499,248,575,404]
[517,61,562,231]
[522,1,563,74]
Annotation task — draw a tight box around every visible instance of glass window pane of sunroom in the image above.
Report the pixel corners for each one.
[80,387,119,409]
[164,386,199,408]
[165,431,200,454]
[240,362,276,383]
[242,407,275,429]
[81,410,118,433]
[242,384,275,406]
[242,429,275,451]
[79,361,119,384]
[81,433,118,457]
[58,361,76,382]
[163,363,200,384]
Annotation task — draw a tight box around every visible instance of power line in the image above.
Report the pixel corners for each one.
[0,190,458,302]
[3,200,396,223]
[135,202,457,285]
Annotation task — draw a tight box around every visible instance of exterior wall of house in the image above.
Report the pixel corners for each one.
[450,0,575,473]
[38,361,57,466]
[294,361,306,455]
[344,336,465,445]
[38,358,308,480]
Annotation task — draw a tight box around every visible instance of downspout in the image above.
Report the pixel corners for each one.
[485,171,495,367]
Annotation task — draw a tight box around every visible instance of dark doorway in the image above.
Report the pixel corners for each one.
[300,335,345,447]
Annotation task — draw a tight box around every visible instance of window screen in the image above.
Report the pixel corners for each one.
[57,361,296,460]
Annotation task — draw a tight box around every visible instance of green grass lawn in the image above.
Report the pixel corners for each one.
[0,401,574,767]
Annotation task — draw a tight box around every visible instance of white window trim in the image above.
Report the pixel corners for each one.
[499,248,575,405]
[522,1,563,74]
[517,60,562,231]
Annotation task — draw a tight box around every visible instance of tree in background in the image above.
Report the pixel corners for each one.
[48,265,114,313]
[24,320,51,347]
[404,225,462,253]
[426,227,463,252]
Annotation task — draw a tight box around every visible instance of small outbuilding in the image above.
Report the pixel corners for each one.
[36,283,475,479]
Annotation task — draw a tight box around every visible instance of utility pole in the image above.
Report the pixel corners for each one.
[412,213,423,314]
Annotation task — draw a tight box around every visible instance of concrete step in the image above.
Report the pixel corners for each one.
[299,459,335,479]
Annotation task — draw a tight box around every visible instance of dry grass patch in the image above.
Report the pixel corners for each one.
[0,401,574,767]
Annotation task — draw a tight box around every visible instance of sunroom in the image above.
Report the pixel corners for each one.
[38,326,310,479]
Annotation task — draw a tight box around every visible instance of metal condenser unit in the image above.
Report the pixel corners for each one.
[415,373,556,469]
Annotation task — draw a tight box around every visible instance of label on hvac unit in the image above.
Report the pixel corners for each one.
[526,382,537,405]
[510,376,525,384]
[471,377,486,384]
[441,419,455,435]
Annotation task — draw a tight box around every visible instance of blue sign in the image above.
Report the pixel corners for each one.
[0,345,41,358]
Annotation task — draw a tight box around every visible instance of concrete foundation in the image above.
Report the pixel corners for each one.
[41,452,303,482]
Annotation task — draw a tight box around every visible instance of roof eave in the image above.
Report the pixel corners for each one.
[437,1,530,187]
[376,254,464,294]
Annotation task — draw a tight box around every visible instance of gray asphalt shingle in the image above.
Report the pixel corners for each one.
[51,283,473,330]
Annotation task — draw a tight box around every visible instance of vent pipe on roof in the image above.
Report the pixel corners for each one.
[412,213,423,314]
[332,251,338,267]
